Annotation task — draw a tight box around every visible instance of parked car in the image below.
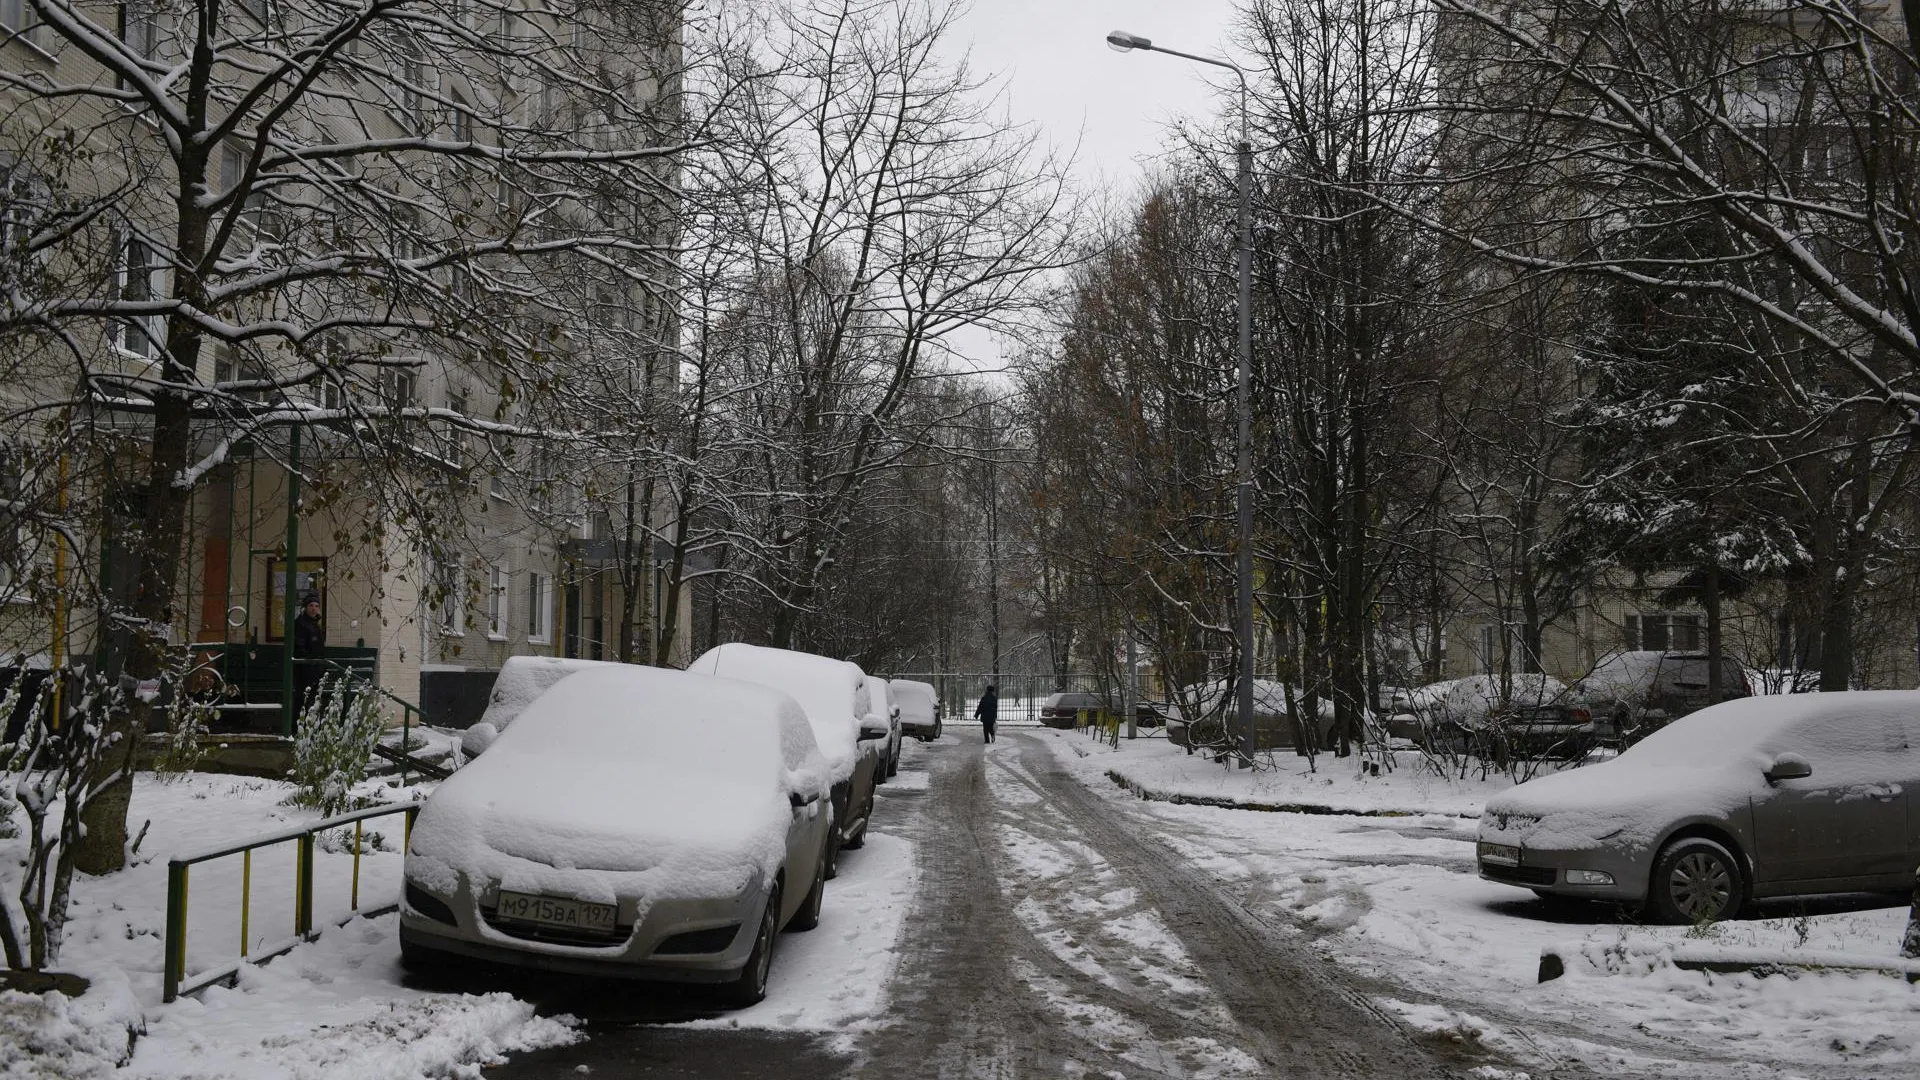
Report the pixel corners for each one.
[867,674,902,781]
[1477,690,1920,923]
[1166,679,1367,752]
[1386,674,1572,758]
[1038,691,1107,729]
[891,679,942,741]
[399,665,834,1006]
[462,655,623,757]
[687,643,886,874]
[1571,650,1753,740]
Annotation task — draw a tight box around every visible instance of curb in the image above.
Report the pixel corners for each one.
[1102,769,1476,819]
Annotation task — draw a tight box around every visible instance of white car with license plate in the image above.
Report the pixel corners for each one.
[399,664,835,1006]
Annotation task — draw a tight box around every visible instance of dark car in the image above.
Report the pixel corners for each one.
[1038,692,1110,729]
[1517,651,1753,755]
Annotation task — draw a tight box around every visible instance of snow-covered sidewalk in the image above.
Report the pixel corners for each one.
[1045,731,1920,1079]
[8,761,919,1079]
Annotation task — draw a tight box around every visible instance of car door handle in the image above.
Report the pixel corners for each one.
[1864,784,1901,801]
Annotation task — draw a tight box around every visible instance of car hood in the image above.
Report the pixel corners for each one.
[1480,760,1750,852]
[406,753,802,904]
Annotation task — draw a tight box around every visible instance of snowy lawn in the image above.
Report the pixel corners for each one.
[1076,728,1522,817]
[1046,732,1920,1078]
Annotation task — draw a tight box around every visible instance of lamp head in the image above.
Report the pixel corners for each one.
[1106,30,1151,53]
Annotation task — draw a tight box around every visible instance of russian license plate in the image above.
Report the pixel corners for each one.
[495,890,617,932]
[1477,842,1521,867]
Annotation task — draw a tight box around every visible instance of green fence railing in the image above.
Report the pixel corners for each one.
[162,801,421,1003]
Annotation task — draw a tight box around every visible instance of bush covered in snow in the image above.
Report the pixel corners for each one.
[290,676,390,816]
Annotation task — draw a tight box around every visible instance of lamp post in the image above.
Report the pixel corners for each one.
[1107,30,1256,764]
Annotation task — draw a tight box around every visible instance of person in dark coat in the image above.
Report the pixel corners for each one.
[974,684,998,744]
[292,595,326,724]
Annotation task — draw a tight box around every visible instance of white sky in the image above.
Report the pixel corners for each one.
[943,0,1245,370]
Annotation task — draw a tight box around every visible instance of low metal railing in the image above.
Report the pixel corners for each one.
[162,801,420,1003]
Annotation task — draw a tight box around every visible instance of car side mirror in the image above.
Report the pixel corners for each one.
[858,715,889,741]
[1765,753,1812,783]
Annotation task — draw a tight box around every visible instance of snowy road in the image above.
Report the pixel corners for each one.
[841,732,1479,1079]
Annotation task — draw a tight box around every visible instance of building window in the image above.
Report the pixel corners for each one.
[1626,612,1702,652]
[120,0,156,59]
[433,554,466,635]
[2,0,43,52]
[450,90,472,141]
[486,563,509,639]
[111,231,164,359]
[1476,622,1533,675]
[527,571,552,643]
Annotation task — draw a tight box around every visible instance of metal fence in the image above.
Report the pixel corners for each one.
[886,673,1170,725]
[163,801,420,1002]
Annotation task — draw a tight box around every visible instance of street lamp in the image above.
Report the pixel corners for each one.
[1107,30,1257,765]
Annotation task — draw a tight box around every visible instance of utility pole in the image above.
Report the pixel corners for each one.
[985,401,1001,679]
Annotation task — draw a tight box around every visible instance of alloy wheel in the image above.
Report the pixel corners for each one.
[1669,852,1733,919]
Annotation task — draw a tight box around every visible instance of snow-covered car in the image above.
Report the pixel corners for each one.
[1166,679,1367,751]
[1386,674,1570,757]
[867,673,902,781]
[461,655,624,757]
[891,678,942,742]
[687,643,885,871]
[1477,691,1920,923]
[1568,650,1752,740]
[399,664,835,1005]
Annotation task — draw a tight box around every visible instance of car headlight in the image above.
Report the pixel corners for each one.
[1565,869,1613,886]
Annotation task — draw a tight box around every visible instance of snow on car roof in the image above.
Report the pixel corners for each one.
[687,643,870,778]
[1619,689,1920,767]
[410,665,829,899]
[891,679,937,722]
[492,664,818,777]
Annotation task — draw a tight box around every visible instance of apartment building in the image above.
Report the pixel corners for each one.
[0,0,687,729]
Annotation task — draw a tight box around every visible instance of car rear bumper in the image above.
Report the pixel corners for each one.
[901,721,940,740]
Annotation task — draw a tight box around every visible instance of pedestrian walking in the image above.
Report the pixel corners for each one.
[975,683,998,744]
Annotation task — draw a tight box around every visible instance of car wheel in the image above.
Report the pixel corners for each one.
[716,880,781,1008]
[1647,837,1745,924]
[788,839,829,932]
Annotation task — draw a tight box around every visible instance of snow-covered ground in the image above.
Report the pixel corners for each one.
[7,753,919,1079]
[1050,732,1920,1078]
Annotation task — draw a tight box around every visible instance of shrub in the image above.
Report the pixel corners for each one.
[290,675,389,816]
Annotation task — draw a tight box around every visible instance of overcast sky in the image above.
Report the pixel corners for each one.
[943,0,1246,368]
[955,0,1242,187]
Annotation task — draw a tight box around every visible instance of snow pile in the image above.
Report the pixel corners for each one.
[130,914,579,1079]
[687,644,872,783]
[409,666,829,905]
[0,977,141,1079]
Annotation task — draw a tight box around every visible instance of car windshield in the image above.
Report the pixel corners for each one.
[497,666,785,784]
